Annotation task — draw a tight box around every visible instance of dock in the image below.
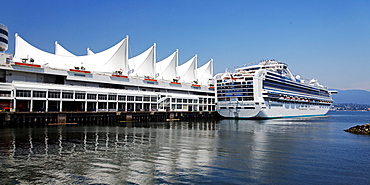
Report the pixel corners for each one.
[0,111,218,127]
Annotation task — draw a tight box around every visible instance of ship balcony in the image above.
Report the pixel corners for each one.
[217,97,254,102]
[217,89,254,93]
[217,84,254,88]
[218,91,254,96]
[218,94,254,98]
[217,86,253,89]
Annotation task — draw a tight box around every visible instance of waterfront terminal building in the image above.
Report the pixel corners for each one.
[0,32,215,112]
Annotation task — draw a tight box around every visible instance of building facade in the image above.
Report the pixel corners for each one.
[0,32,215,112]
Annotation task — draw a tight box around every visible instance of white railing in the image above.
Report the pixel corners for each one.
[157,97,168,104]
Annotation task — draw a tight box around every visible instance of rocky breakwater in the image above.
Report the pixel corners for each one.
[344,123,370,135]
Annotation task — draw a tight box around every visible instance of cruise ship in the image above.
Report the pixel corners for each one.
[0,26,216,113]
[215,60,337,118]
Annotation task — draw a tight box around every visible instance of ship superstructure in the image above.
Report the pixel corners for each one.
[215,60,337,118]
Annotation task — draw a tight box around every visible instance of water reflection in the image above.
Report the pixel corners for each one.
[1,115,369,184]
[58,127,63,155]
[44,127,48,157]
[0,121,217,184]
[10,130,16,159]
[214,118,337,184]
[0,119,310,184]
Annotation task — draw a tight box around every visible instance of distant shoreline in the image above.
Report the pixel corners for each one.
[331,110,369,112]
[332,103,370,112]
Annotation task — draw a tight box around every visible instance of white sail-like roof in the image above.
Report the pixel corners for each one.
[195,59,213,85]
[55,41,75,56]
[87,48,94,55]
[99,37,128,74]
[13,34,129,74]
[177,55,197,83]
[155,49,178,80]
[128,44,156,78]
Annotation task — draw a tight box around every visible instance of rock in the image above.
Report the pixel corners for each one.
[344,123,370,135]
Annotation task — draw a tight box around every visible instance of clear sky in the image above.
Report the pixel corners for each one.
[2,0,370,91]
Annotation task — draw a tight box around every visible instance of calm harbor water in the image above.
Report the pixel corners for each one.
[1,111,370,184]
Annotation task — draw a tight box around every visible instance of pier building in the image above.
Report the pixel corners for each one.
[0,31,216,114]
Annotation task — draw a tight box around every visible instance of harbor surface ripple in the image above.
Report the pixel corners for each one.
[1,111,370,184]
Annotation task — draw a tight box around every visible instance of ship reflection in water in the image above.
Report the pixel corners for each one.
[1,112,370,184]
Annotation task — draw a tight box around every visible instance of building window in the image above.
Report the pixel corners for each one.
[87,94,96,100]
[33,91,46,98]
[118,95,126,101]
[144,96,150,102]
[188,99,193,103]
[177,104,182,109]
[0,91,11,97]
[108,95,116,100]
[151,96,157,102]
[98,94,107,100]
[177,99,182,103]
[127,96,134,101]
[62,92,73,99]
[135,96,142,101]
[75,93,85,99]
[16,90,31,97]
[48,91,60,98]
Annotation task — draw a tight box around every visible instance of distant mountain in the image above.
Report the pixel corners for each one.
[331,89,370,104]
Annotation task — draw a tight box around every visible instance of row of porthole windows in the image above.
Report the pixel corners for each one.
[219,107,255,110]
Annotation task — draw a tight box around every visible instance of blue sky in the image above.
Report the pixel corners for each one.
[2,0,370,91]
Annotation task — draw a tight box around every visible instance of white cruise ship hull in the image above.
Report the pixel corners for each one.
[217,102,330,119]
[217,107,260,118]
